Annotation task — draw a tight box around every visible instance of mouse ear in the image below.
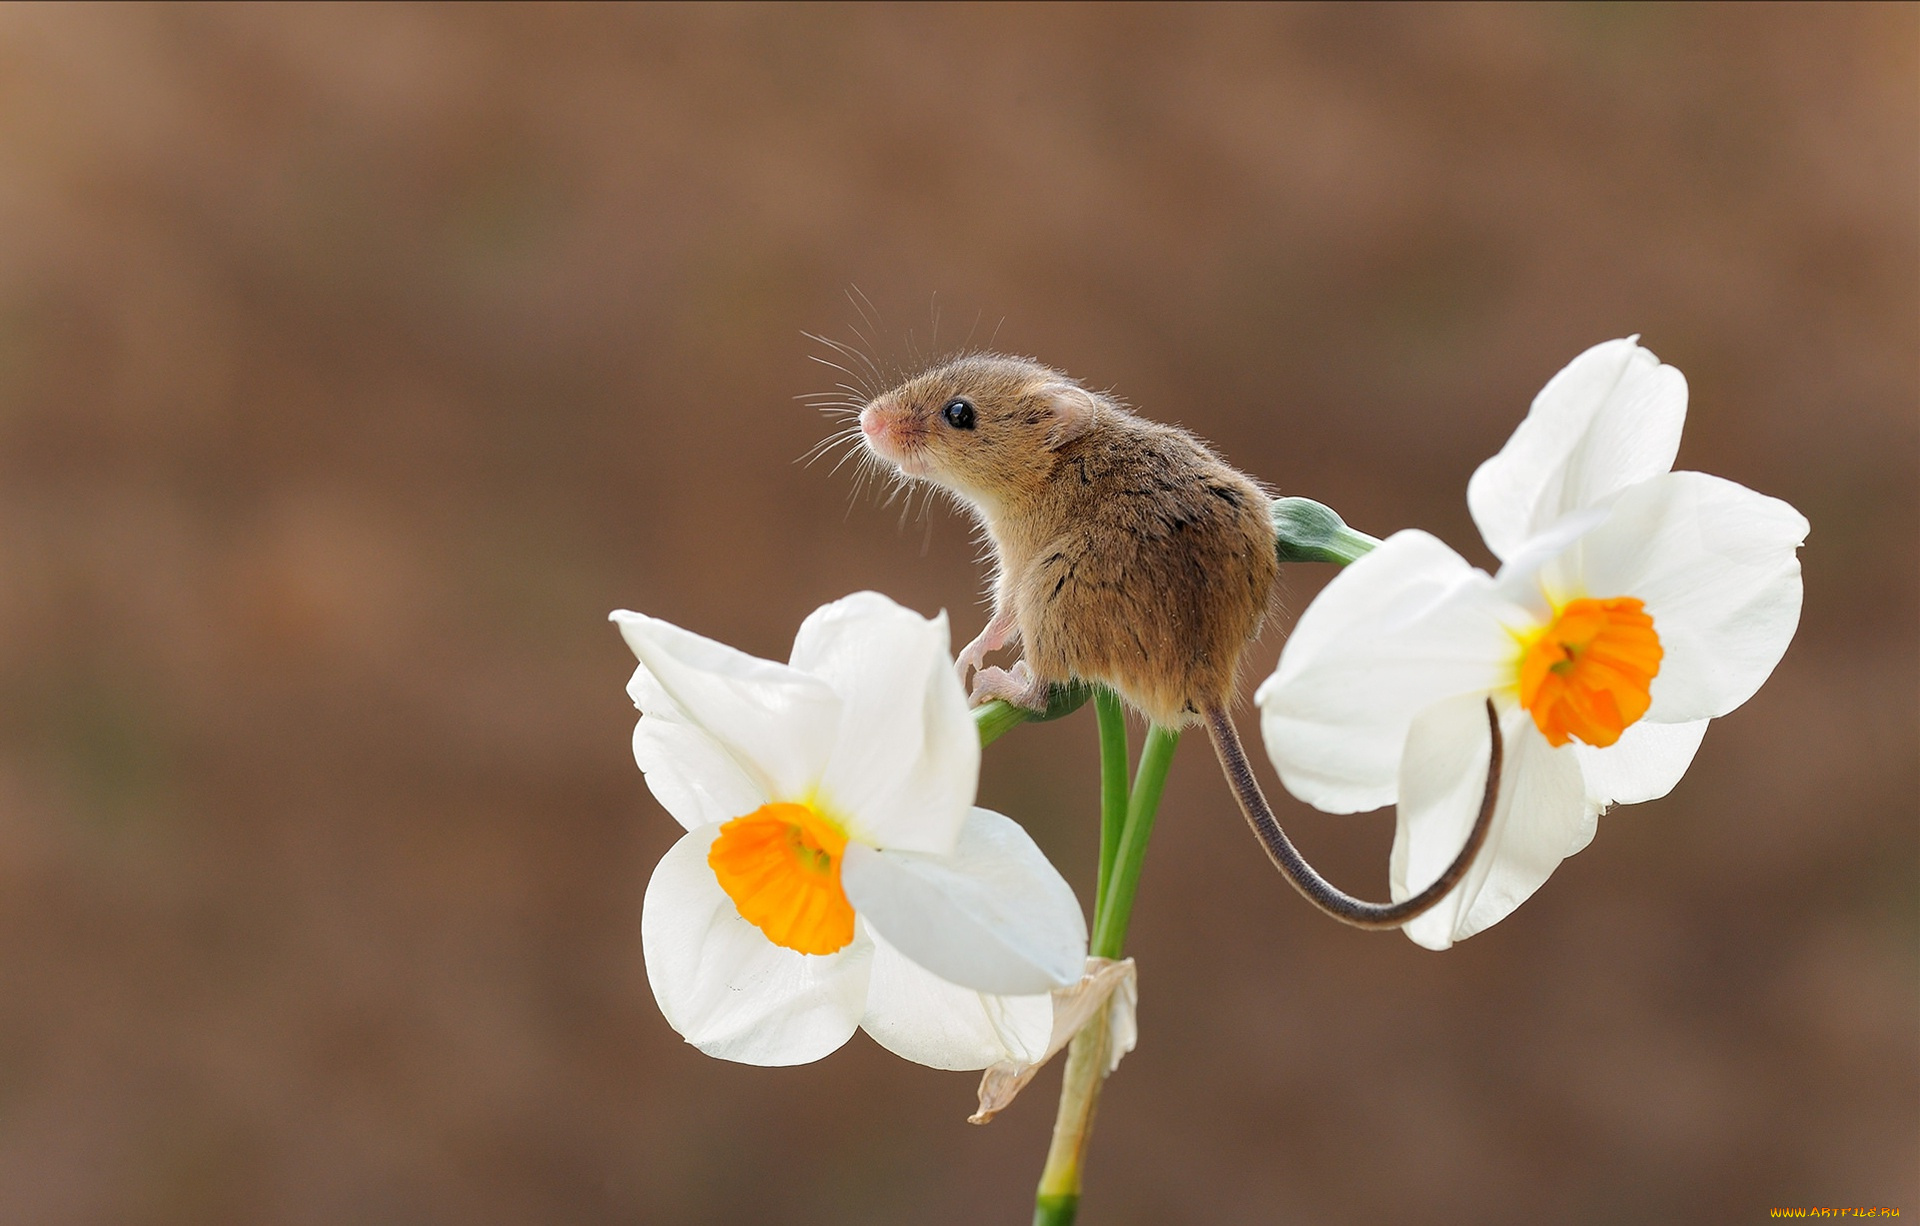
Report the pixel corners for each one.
[1039,381,1098,449]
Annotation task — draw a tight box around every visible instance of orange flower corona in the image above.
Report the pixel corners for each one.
[708,802,857,955]
[1517,596,1663,748]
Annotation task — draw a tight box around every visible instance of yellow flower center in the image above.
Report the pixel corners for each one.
[707,802,856,955]
[1516,596,1663,748]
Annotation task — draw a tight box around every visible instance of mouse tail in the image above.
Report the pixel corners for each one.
[1203,700,1502,930]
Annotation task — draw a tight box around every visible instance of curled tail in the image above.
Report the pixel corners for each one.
[1204,700,1502,930]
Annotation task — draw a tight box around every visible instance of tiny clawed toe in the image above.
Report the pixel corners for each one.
[970,662,1048,712]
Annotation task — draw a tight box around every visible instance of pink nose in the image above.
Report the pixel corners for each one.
[859,406,884,439]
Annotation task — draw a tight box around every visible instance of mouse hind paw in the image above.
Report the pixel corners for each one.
[968,660,1050,712]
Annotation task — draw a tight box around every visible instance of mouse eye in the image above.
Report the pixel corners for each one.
[942,398,976,430]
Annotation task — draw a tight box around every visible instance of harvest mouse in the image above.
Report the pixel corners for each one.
[855,353,1497,930]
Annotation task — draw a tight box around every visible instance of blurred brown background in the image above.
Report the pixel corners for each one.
[0,4,1911,1223]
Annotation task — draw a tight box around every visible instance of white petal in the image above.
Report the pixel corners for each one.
[625,660,684,724]
[1468,338,1686,562]
[840,807,1087,996]
[1551,471,1807,723]
[641,825,871,1065]
[1388,695,1494,911]
[1573,717,1709,808]
[632,717,767,832]
[1394,701,1596,951]
[613,609,841,803]
[1487,505,1610,620]
[1257,531,1524,814]
[859,926,1053,1071]
[790,592,977,854]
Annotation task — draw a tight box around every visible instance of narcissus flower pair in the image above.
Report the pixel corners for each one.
[616,335,1806,1075]
[614,592,1086,1068]
[1258,337,1807,949]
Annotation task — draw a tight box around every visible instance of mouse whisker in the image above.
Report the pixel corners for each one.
[796,426,862,468]
[803,352,868,390]
[846,318,881,361]
[802,346,875,396]
[848,284,883,338]
[806,329,885,395]
[844,292,887,369]
[798,403,856,417]
[857,452,895,503]
[961,309,986,353]
[823,437,875,479]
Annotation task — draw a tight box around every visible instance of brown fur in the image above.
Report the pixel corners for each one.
[860,354,1277,728]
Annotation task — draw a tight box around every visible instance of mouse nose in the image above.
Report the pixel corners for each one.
[859,405,884,440]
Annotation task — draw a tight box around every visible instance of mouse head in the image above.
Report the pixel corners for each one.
[859,354,1100,510]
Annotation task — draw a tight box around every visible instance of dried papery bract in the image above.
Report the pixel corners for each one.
[970,957,1138,1124]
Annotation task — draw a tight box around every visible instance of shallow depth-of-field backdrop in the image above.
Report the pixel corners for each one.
[0,5,1913,1224]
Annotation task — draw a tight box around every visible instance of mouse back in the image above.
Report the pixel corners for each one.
[1013,413,1279,724]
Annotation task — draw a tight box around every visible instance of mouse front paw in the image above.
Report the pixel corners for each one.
[955,610,1020,690]
[969,660,1049,712]
[954,643,985,689]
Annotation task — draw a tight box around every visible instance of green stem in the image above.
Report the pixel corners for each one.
[1033,1003,1112,1226]
[1092,724,1179,959]
[1091,690,1129,923]
[974,682,1096,748]
[1033,721,1181,1225]
[973,699,1032,748]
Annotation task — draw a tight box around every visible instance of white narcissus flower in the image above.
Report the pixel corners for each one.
[1256,337,1808,950]
[613,591,1087,1066]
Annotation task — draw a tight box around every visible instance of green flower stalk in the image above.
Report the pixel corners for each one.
[1034,713,1178,1225]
